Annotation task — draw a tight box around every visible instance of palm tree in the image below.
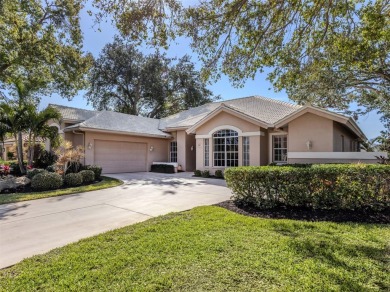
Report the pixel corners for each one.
[25,105,62,166]
[0,102,29,173]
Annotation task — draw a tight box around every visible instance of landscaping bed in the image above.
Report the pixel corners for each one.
[216,200,390,224]
[0,206,388,291]
[0,176,123,205]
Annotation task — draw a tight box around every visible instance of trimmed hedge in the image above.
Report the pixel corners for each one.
[224,164,390,211]
[64,173,83,187]
[85,165,102,180]
[215,170,224,178]
[201,170,210,178]
[194,170,202,177]
[31,172,63,191]
[79,170,95,183]
[27,168,46,179]
[151,164,175,173]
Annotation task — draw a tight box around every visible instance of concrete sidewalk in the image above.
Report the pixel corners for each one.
[0,172,231,269]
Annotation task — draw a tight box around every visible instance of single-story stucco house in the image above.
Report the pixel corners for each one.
[47,96,386,174]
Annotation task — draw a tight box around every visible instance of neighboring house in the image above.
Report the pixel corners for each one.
[48,96,386,174]
[1,135,45,161]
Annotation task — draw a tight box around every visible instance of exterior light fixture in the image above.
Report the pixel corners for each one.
[191,145,194,151]
[306,140,312,150]
[149,145,154,152]
[87,142,93,150]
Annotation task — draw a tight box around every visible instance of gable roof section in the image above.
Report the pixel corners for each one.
[274,105,367,140]
[159,96,301,130]
[64,111,171,138]
[49,104,98,122]
[186,103,273,134]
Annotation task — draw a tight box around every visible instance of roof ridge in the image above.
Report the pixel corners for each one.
[48,103,97,112]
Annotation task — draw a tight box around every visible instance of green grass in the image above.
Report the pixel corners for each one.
[0,176,123,205]
[0,206,388,291]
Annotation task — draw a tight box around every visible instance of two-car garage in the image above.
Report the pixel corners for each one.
[94,140,147,174]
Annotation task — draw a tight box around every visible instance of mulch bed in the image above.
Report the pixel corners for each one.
[216,200,390,224]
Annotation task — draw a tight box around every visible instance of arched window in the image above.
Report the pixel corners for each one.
[213,129,239,167]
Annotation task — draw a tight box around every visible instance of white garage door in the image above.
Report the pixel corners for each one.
[94,140,147,173]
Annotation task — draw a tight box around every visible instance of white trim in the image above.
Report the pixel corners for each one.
[288,152,388,159]
[208,125,242,135]
[269,132,288,163]
[242,131,265,137]
[65,127,172,139]
[195,127,264,139]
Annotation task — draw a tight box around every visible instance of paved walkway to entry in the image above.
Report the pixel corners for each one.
[0,172,230,269]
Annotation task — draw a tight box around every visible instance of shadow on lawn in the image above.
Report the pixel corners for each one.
[216,200,390,224]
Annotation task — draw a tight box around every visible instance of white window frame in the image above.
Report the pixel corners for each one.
[213,129,239,167]
[242,136,250,166]
[204,138,209,167]
[269,132,288,163]
[169,141,177,163]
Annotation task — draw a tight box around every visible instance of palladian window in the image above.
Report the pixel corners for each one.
[213,129,239,167]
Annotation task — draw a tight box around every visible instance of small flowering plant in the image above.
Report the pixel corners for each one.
[0,165,10,176]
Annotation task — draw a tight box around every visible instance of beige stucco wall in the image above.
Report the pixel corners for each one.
[84,131,169,171]
[288,113,333,152]
[196,111,260,135]
[333,122,358,152]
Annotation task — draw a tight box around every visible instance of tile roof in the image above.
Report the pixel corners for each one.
[49,104,98,121]
[159,95,301,129]
[52,96,303,136]
[66,111,171,138]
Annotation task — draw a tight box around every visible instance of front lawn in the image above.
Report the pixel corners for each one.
[0,206,388,291]
[0,176,123,205]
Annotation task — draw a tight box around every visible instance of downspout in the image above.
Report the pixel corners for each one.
[72,130,85,165]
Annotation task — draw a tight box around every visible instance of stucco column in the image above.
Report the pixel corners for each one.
[176,131,186,171]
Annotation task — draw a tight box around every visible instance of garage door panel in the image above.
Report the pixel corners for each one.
[94,140,147,173]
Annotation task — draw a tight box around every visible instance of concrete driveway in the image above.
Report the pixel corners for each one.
[0,172,231,269]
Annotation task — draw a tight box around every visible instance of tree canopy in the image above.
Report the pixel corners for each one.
[0,0,92,100]
[92,0,390,123]
[87,37,218,118]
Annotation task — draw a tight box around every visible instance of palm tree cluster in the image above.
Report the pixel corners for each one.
[0,83,62,174]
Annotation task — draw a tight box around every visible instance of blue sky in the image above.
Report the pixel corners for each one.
[39,6,385,139]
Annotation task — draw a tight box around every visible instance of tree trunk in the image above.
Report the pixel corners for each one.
[27,132,33,166]
[17,131,26,174]
[30,136,36,167]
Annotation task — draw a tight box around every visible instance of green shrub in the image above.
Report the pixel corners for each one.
[224,164,390,211]
[9,162,27,176]
[46,164,57,172]
[85,165,102,180]
[34,150,57,169]
[31,172,63,191]
[151,164,175,173]
[194,170,202,177]
[64,173,83,187]
[7,152,14,160]
[79,170,95,183]
[201,170,210,178]
[214,170,224,178]
[66,162,83,174]
[27,168,46,179]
